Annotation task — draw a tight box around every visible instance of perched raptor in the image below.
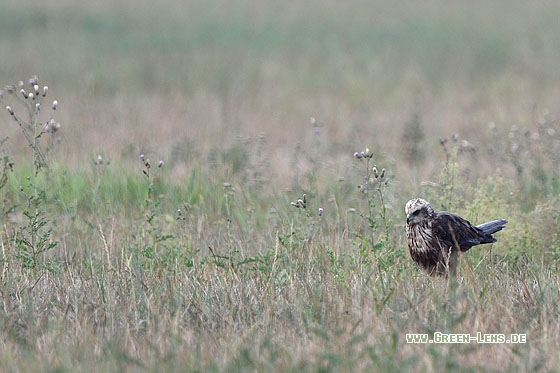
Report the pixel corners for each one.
[405,198,507,276]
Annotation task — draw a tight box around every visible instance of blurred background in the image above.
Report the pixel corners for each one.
[2,0,560,201]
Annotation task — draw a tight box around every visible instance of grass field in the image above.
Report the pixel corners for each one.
[2,1,560,371]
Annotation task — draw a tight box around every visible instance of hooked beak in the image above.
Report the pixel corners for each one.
[406,215,413,224]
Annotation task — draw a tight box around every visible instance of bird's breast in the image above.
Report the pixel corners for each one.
[407,223,433,255]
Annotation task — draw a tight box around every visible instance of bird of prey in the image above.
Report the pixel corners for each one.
[405,198,507,276]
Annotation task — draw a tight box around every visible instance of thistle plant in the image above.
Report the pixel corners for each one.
[289,191,309,244]
[290,193,307,210]
[290,193,324,221]
[12,184,58,269]
[137,154,173,261]
[2,76,60,174]
[1,76,61,271]
[353,148,391,251]
[280,192,324,253]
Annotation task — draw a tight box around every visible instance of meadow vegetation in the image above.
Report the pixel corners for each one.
[1,0,560,371]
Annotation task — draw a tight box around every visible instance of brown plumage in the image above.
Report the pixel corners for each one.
[405,198,507,276]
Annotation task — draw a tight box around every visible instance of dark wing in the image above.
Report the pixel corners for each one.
[433,212,495,252]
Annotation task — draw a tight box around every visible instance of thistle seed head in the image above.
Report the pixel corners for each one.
[291,193,307,209]
[355,148,374,159]
[51,122,61,133]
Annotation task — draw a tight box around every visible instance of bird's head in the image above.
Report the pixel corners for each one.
[405,198,434,225]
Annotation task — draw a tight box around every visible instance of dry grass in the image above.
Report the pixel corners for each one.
[1,240,558,371]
